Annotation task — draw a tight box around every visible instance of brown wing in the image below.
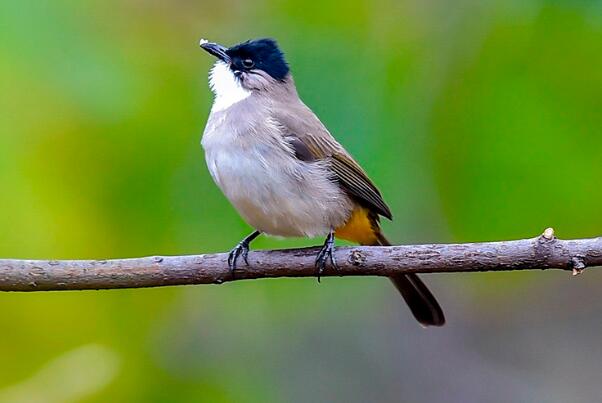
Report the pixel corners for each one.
[275,102,393,220]
[329,154,392,219]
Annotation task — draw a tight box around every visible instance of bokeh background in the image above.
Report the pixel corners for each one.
[1,0,602,402]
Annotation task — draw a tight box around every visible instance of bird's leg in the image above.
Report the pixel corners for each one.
[315,229,338,282]
[228,230,261,277]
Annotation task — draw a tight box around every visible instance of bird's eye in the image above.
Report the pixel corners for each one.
[242,58,255,68]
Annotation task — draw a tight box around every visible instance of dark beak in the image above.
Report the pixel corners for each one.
[199,39,230,63]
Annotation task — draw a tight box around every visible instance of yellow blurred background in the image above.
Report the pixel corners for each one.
[1,0,601,402]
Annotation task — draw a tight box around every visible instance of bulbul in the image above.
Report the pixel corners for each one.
[199,38,445,326]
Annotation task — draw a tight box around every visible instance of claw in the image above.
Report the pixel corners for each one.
[315,230,338,282]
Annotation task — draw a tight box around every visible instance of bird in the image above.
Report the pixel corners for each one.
[199,38,445,327]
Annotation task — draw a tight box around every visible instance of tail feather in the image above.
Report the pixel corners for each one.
[374,232,445,327]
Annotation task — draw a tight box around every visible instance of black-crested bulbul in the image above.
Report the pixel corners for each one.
[199,38,445,326]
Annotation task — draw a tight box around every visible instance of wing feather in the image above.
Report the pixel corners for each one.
[275,103,392,220]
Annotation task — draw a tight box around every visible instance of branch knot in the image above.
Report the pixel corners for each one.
[570,257,586,276]
[349,250,366,266]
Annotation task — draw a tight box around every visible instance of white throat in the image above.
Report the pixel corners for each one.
[208,61,251,112]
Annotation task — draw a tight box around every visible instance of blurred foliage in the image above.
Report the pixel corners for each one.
[1,0,601,402]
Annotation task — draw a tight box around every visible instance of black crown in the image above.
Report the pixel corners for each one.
[227,38,290,81]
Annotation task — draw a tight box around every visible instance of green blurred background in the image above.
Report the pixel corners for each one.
[1,0,601,402]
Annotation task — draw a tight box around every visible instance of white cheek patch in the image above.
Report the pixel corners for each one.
[208,61,251,112]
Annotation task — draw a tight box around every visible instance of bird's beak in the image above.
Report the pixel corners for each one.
[199,39,230,63]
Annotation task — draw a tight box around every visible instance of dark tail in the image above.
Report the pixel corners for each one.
[374,232,445,327]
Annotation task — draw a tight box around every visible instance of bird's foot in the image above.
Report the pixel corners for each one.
[315,231,338,282]
[228,242,250,277]
[227,230,261,279]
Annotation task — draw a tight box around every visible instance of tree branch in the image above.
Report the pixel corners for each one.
[0,228,600,292]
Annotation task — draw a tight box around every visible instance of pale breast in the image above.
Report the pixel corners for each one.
[202,103,353,238]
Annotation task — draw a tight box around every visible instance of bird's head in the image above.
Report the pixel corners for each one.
[200,38,290,98]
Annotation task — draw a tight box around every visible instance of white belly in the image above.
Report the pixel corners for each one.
[203,141,352,238]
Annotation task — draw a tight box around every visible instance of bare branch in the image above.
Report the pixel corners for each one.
[0,229,601,292]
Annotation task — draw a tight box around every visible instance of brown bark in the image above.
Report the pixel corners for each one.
[0,229,599,292]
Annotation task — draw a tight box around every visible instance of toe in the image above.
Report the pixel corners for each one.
[242,248,250,266]
[330,252,339,272]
